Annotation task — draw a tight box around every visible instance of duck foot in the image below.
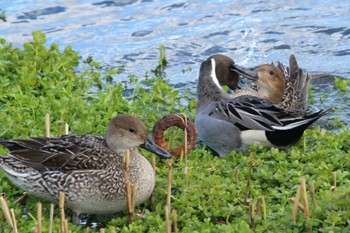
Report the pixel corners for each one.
[72,212,120,228]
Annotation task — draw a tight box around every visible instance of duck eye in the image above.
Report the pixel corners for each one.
[269,70,275,75]
[129,128,136,133]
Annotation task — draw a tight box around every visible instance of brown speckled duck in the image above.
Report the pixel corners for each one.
[0,114,171,221]
[232,54,327,116]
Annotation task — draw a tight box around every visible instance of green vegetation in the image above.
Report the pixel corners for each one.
[0,31,349,232]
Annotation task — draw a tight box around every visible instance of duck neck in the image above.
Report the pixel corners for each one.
[258,87,284,104]
[196,59,232,110]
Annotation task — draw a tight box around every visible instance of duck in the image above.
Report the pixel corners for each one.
[231,54,327,116]
[195,56,329,157]
[0,114,171,221]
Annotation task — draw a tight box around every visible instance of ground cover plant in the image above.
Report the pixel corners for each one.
[0,31,349,232]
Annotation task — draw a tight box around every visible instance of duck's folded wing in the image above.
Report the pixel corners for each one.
[0,135,116,172]
[209,95,288,131]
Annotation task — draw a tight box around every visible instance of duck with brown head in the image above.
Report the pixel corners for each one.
[231,54,325,116]
[0,114,171,224]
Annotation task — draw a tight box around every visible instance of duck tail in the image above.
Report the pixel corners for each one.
[266,108,330,147]
[279,54,310,115]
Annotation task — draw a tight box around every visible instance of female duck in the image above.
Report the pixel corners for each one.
[0,115,171,219]
[231,54,328,116]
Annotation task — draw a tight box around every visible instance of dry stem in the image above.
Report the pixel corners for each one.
[165,206,171,233]
[310,180,317,208]
[292,186,301,224]
[245,154,253,203]
[59,191,66,233]
[0,196,14,230]
[58,121,63,136]
[172,209,178,233]
[49,204,54,233]
[64,123,69,135]
[10,208,18,233]
[167,160,173,214]
[37,202,42,233]
[249,202,255,229]
[124,150,134,224]
[300,177,309,220]
[45,113,50,138]
[150,157,156,206]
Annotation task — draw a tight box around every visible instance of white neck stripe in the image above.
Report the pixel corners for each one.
[210,58,223,90]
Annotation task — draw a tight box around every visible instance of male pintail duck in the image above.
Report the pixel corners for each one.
[232,54,328,116]
[0,114,171,221]
[195,56,329,157]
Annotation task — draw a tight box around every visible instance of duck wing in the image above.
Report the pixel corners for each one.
[0,135,118,172]
[209,95,287,131]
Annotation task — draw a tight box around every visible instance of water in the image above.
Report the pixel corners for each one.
[0,0,349,125]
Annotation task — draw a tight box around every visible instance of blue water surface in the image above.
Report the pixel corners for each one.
[0,0,349,125]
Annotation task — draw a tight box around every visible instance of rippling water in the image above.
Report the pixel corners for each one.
[1,0,349,125]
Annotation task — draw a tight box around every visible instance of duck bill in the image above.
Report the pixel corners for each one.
[231,64,259,80]
[140,136,171,158]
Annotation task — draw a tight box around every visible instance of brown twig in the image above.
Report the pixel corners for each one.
[13,192,27,204]
[45,113,50,138]
[249,202,255,229]
[167,160,173,214]
[234,166,239,184]
[310,180,317,208]
[256,197,262,216]
[130,183,137,223]
[48,204,54,233]
[58,121,63,136]
[183,116,189,187]
[292,186,301,224]
[124,150,134,224]
[0,196,14,230]
[289,197,305,212]
[183,116,188,157]
[64,219,69,233]
[150,157,156,206]
[300,177,309,220]
[10,208,18,233]
[59,191,66,233]
[172,209,178,233]
[37,202,42,233]
[245,154,253,203]
[165,206,171,233]
[65,123,69,135]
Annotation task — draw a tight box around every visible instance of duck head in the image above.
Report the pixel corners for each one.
[208,54,240,90]
[197,54,241,110]
[232,63,286,104]
[106,114,171,158]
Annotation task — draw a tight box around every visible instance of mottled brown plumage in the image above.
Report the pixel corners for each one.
[0,115,171,220]
[232,54,317,116]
